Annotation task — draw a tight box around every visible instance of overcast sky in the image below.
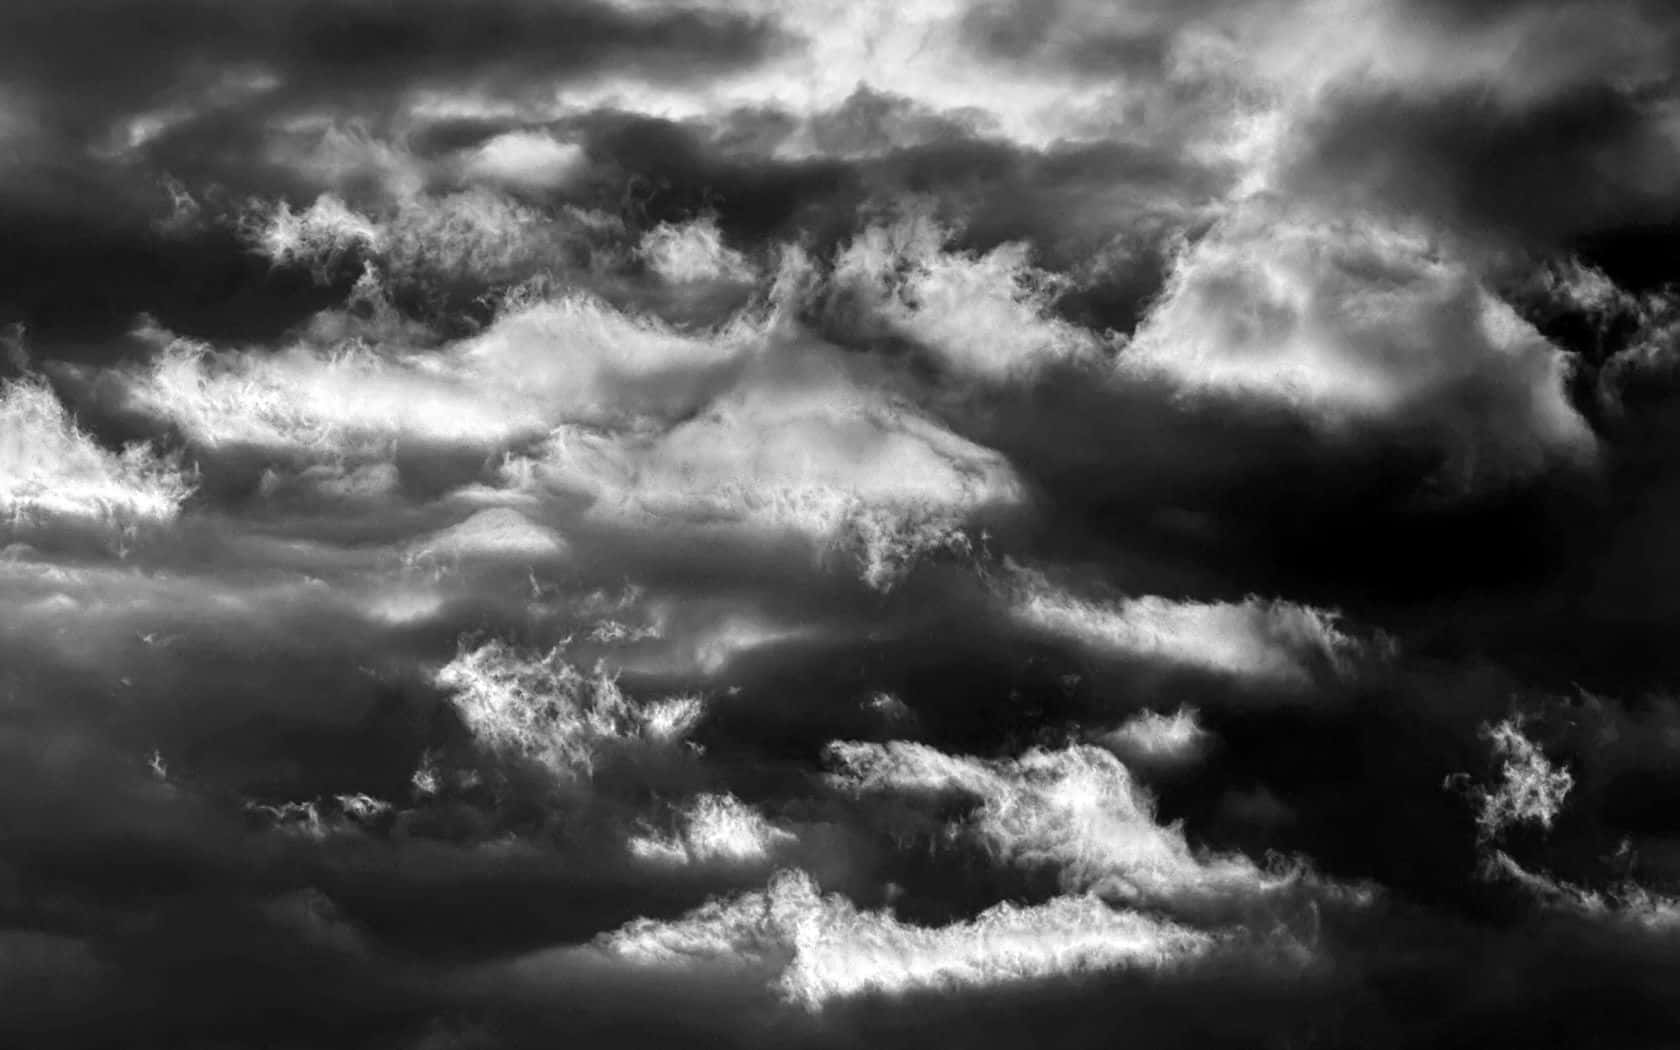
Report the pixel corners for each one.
[5,1,1680,1047]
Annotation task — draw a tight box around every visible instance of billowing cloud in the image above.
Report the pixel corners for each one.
[117,286,755,455]
[0,377,193,540]
[437,640,703,784]
[1100,707,1212,770]
[638,215,756,285]
[462,131,588,192]
[594,868,1213,1008]
[1006,565,1358,688]
[627,793,796,867]
[1122,199,1596,483]
[824,211,1104,381]
[1462,717,1576,841]
[826,740,1293,908]
[246,189,618,286]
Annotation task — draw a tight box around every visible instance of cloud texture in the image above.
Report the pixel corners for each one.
[6,0,1680,1047]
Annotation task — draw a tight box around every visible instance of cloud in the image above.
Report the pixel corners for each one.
[824,211,1105,381]
[638,215,756,285]
[1259,0,1680,246]
[0,0,786,167]
[595,868,1213,1009]
[1100,707,1212,770]
[462,131,588,191]
[540,0,1181,153]
[1122,198,1596,484]
[1006,565,1358,688]
[825,740,1292,909]
[1485,849,1680,933]
[1462,717,1576,841]
[0,377,193,541]
[116,285,758,459]
[627,793,796,867]
[405,508,569,568]
[246,189,619,286]
[501,340,1024,588]
[437,640,703,784]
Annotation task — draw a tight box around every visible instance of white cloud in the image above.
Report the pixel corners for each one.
[247,189,618,285]
[461,130,586,191]
[1484,850,1680,933]
[436,640,703,783]
[597,868,1213,1009]
[551,0,1190,153]
[639,216,756,285]
[246,793,390,841]
[1122,200,1595,483]
[405,508,569,568]
[1008,567,1356,687]
[1101,707,1211,769]
[0,378,193,536]
[502,346,1023,588]
[826,740,1290,907]
[268,118,428,199]
[115,236,1023,587]
[627,793,797,867]
[250,194,384,278]
[830,213,1103,381]
[1467,718,1575,841]
[120,288,756,457]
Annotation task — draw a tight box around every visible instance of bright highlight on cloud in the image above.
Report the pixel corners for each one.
[437,641,703,783]
[597,868,1214,1009]
[1100,707,1211,770]
[0,378,192,534]
[627,793,796,866]
[1124,201,1596,481]
[826,740,1289,906]
[1007,569,1357,688]
[502,349,1023,587]
[829,213,1102,381]
[1466,717,1575,841]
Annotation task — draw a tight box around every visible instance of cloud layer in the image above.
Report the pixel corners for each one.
[7,0,1680,1047]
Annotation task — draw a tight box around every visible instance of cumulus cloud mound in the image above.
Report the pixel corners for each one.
[436,640,703,783]
[1123,201,1595,482]
[503,352,1023,588]
[119,274,1018,587]
[627,793,796,867]
[597,868,1213,1009]
[827,213,1102,381]
[826,740,1290,907]
[1007,568,1357,688]
[0,377,193,535]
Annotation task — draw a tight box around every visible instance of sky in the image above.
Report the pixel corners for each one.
[4,0,1680,1046]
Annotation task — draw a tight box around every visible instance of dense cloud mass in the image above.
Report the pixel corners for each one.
[6,0,1680,1047]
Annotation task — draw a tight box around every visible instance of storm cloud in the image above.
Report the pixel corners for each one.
[6,0,1680,1047]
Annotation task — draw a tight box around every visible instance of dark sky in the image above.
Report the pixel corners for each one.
[5,1,1680,1047]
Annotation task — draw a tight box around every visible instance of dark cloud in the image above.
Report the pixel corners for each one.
[1281,81,1680,250]
[12,0,1680,1047]
[0,0,786,142]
